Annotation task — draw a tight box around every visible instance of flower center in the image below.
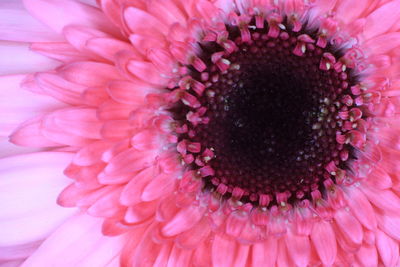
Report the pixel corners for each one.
[171,17,363,207]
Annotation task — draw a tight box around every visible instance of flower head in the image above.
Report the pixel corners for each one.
[1,0,400,266]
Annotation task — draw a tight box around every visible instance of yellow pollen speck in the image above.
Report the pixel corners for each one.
[312,123,321,130]
[231,63,240,70]
[326,62,331,70]
[301,44,306,54]
[221,58,231,65]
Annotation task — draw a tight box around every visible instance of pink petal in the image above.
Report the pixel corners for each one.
[0,75,64,136]
[363,32,400,55]
[33,72,87,105]
[100,120,134,139]
[127,60,170,86]
[233,245,250,267]
[310,220,337,265]
[162,205,205,236]
[344,185,377,230]
[87,187,123,218]
[251,238,278,266]
[0,42,59,75]
[40,108,102,146]
[23,0,120,36]
[100,149,156,179]
[124,201,157,224]
[376,212,400,242]
[284,232,311,267]
[141,172,177,201]
[153,244,172,266]
[31,42,90,63]
[0,137,41,159]
[58,61,122,87]
[63,25,109,51]
[365,165,393,190]
[0,152,76,247]
[86,37,136,62]
[123,7,168,37]
[119,166,155,206]
[333,209,363,246]
[376,230,399,267]
[0,0,63,42]
[212,234,236,267]
[73,141,112,166]
[175,217,211,249]
[335,0,369,24]
[192,237,212,266]
[10,117,62,148]
[146,0,187,27]
[277,237,293,267]
[356,245,378,267]
[0,241,41,262]
[107,80,155,105]
[22,214,126,267]
[360,184,400,213]
[97,101,133,121]
[166,245,193,267]
[363,1,400,39]
[225,211,248,238]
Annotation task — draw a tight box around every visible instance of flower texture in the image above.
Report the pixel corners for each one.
[1,0,400,266]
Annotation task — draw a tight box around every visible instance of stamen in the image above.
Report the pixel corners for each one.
[168,12,365,208]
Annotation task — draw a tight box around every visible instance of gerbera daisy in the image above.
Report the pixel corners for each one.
[1,0,400,266]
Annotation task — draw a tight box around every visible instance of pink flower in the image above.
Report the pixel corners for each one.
[1,0,400,266]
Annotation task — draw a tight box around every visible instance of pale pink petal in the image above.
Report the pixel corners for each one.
[123,7,168,37]
[10,117,63,148]
[153,244,172,266]
[58,61,122,87]
[277,237,292,267]
[376,230,399,267]
[363,1,400,39]
[175,217,211,249]
[0,0,63,42]
[360,184,400,213]
[166,245,193,267]
[344,185,377,230]
[0,75,65,136]
[141,172,177,201]
[212,234,236,267]
[251,237,278,266]
[21,214,127,267]
[363,32,400,55]
[0,259,25,267]
[23,0,120,36]
[30,42,89,63]
[40,108,102,146]
[233,245,250,267]
[0,152,76,247]
[335,0,370,24]
[310,220,337,265]
[0,242,41,262]
[356,245,378,267]
[376,212,400,242]
[0,137,42,159]
[33,72,87,105]
[333,209,363,246]
[0,42,59,75]
[162,205,205,236]
[284,232,311,267]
